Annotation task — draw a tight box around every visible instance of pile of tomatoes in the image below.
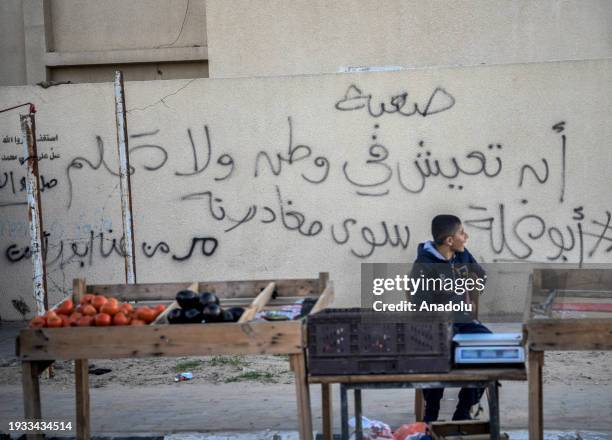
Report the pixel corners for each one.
[28,294,166,328]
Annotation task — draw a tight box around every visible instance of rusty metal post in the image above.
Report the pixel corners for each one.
[20,112,48,315]
[114,71,137,284]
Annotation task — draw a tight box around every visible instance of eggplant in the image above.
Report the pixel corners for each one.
[175,290,199,309]
[167,308,186,324]
[201,303,222,322]
[299,298,318,318]
[199,291,220,309]
[221,309,234,323]
[227,306,245,322]
[184,308,203,324]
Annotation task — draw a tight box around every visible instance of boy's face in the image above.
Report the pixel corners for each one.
[447,224,468,252]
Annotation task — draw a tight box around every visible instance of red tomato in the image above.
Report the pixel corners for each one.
[92,295,108,311]
[101,301,120,316]
[29,316,46,328]
[80,294,95,305]
[119,303,133,315]
[44,310,58,320]
[136,307,156,324]
[94,313,112,327]
[153,304,166,317]
[46,315,63,328]
[56,299,74,315]
[68,312,83,327]
[81,304,97,316]
[113,312,130,326]
[77,316,94,327]
[130,319,146,326]
[60,314,71,327]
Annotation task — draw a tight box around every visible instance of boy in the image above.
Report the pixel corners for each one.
[411,214,491,422]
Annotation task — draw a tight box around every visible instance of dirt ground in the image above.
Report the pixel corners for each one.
[0,354,296,388]
[1,350,611,390]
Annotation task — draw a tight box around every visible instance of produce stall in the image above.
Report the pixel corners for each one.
[306,309,527,440]
[17,272,334,440]
[523,268,612,440]
[309,369,526,440]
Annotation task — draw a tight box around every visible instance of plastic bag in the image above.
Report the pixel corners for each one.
[393,422,429,440]
[393,422,428,440]
[348,416,394,440]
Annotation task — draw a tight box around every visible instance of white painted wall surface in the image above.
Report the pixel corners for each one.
[49,0,207,52]
[207,0,612,78]
[0,0,26,86]
[1,59,611,320]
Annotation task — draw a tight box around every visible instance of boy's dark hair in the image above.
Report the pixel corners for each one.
[432,214,462,245]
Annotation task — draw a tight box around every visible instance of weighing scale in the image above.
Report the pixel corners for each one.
[453,333,525,364]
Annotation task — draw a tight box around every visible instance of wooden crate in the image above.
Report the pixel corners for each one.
[17,273,334,440]
[524,268,612,351]
[523,268,612,440]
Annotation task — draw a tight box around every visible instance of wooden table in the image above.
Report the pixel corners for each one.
[523,269,612,440]
[17,274,334,440]
[309,368,526,440]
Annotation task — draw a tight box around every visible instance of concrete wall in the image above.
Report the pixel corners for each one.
[0,0,208,86]
[1,59,611,320]
[0,0,27,86]
[49,0,206,52]
[207,0,612,78]
[49,62,209,83]
[4,0,611,84]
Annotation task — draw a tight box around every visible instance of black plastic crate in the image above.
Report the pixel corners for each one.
[307,308,451,375]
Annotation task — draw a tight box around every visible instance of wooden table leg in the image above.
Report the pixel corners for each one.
[22,361,43,440]
[528,349,544,440]
[322,383,333,440]
[487,382,500,440]
[414,388,424,421]
[75,359,90,440]
[290,353,313,440]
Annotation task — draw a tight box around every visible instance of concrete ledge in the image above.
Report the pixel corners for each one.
[44,46,208,66]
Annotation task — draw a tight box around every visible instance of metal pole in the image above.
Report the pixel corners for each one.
[354,388,363,440]
[113,70,137,284]
[20,112,48,315]
[340,384,349,440]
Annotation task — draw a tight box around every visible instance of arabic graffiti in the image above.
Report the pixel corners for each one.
[181,184,410,258]
[1,149,61,163]
[254,117,330,184]
[4,229,220,268]
[334,84,456,118]
[0,172,58,193]
[65,134,168,208]
[465,204,612,265]
[1,133,59,144]
[0,83,608,267]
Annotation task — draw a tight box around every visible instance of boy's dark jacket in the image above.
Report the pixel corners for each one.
[409,241,486,314]
[414,241,484,268]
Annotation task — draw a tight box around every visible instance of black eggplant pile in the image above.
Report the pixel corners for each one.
[167,290,245,324]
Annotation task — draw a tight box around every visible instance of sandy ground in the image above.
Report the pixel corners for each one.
[0,354,296,389]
